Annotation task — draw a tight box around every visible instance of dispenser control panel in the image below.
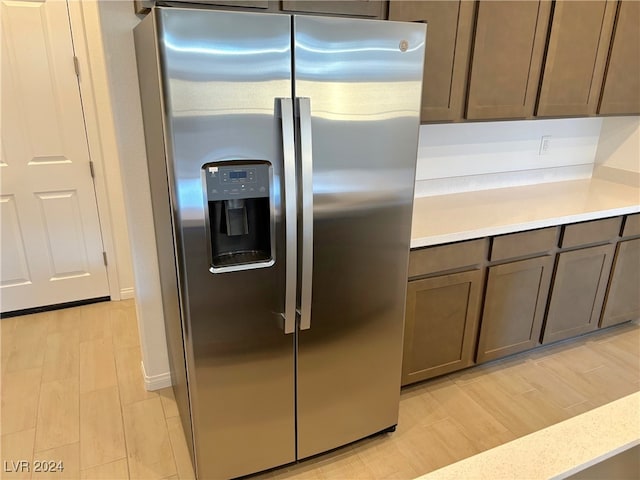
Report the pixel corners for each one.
[204,161,270,202]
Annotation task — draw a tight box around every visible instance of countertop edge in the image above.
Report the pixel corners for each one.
[410,178,640,249]
[411,204,640,249]
[414,391,640,480]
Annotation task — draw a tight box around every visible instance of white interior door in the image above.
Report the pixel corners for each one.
[1,0,110,313]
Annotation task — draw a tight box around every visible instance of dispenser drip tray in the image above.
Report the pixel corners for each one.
[212,249,272,268]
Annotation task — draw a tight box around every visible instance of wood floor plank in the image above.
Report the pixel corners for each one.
[32,442,79,480]
[544,343,607,374]
[1,429,35,480]
[47,308,82,334]
[79,338,117,394]
[42,330,80,383]
[581,365,640,403]
[461,380,553,437]
[158,388,179,419]
[165,416,195,480]
[122,397,176,479]
[398,389,448,429]
[564,400,598,417]
[79,386,126,469]
[515,359,587,408]
[519,389,571,426]
[316,446,374,480]
[114,345,156,406]
[80,304,113,342]
[80,458,129,479]
[535,356,615,405]
[3,313,52,373]
[351,434,421,480]
[2,368,42,435]
[426,379,515,450]
[110,300,140,350]
[34,378,80,452]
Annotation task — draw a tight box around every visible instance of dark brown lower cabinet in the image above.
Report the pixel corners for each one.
[476,256,554,363]
[402,270,482,385]
[601,238,640,327]
[542,244,616,344]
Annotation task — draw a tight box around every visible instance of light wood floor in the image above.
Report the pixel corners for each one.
[1,300,638,480]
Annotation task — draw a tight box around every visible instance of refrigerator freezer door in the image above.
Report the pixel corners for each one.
[293,16,426,459]
[155,9,296,479]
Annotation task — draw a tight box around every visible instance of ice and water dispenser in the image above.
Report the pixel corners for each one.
[203,160,274,272]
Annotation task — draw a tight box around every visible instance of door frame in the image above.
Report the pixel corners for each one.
[67,0,129,301]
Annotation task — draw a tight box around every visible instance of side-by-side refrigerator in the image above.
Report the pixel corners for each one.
[134,7,425,479]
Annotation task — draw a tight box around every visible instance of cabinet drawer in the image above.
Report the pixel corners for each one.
[490,227,557,261]
[561,217,622,248]
[409,238,487,277]
[623,214,640,238]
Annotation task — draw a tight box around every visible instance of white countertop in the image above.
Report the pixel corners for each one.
[416,391,640,480]
[411,178,640,249]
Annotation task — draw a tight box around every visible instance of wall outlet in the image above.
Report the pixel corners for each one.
[539,135,552,155]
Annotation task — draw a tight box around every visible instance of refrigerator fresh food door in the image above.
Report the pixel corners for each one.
[155,9,296,479]
[293,16,426,459]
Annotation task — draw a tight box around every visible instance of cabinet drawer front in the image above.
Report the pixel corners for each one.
[623,214,640,238]
[491,227,557,261]
[409,238,487,277]
[561,217,622,248]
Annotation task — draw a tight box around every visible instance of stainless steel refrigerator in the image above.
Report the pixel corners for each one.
[134,7,425,479]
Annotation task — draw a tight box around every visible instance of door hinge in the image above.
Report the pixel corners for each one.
[73,56,80,78]
[102,252,108,266]
[89,161,95,179]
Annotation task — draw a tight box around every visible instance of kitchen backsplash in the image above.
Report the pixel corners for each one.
[415,117,603,197]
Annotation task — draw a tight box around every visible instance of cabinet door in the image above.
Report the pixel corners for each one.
[388,1,474,122]
[543,244,615,344]
[477,256,554,363]
[599,1,640,115]
[402,270,482,386]
[601,238,640,327]
[466,1,551,120]
[281,1,386,18]
[134,0,271,14]
[536,1,616,117]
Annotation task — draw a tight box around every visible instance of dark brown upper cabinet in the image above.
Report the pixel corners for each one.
[388,1,474,122]
[466,1,551,120]
[281,1,386,18]
[536,1,616,118]
[135,1,386,17]
[599,0,640,115]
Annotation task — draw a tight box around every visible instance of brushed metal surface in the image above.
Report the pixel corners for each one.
[280,97,297,334]
[156,8,295,479]
[293,15,426,459]
[297,97,313,331]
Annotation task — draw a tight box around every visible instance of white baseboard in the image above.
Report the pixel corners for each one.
[141,361,172,391]
[120,287,135,300]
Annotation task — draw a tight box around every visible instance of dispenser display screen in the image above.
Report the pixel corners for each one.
[204,162,268,202]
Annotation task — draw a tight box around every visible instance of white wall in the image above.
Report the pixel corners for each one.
[415,117,603,196]
[593,116,640,187]
[95,1,170,388]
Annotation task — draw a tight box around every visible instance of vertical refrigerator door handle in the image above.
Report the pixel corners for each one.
[279,97,296,334]
[297,97,313,330]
